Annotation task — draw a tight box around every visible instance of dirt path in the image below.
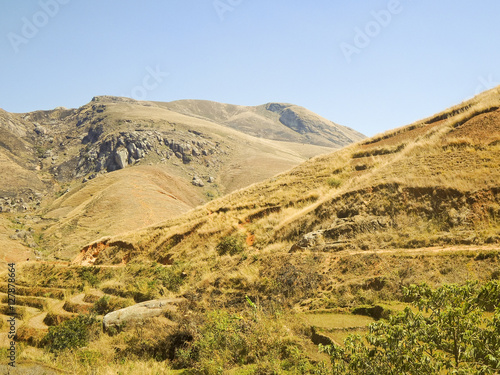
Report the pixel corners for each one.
[69,293,87,305]
[26,299,68,331]
[28,311,49,331]
[6,244,499,271]
[341,244,500,257]
[24,291,100,331]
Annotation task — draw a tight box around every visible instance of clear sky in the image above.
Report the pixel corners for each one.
[1,1,499,136]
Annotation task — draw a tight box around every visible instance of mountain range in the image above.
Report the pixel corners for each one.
[0,96,364,261]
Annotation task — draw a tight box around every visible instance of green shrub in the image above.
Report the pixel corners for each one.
[322,281,500,374]
[77,267,100,288]
[119,319,180,361]
[93,296,111,315]
[43,312,73,326]
[77,349,102,366]
[326,178,342,188]
[43,314,100,352]
[216,236,245,256]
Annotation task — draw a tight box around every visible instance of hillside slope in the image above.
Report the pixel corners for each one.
[160,100,364,147]
[76,87,500,309]
[0,96,362,260]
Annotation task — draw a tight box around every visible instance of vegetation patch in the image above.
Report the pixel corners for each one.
[42,314,100,352]
[326,178,342,188]
[322,281,500,374]
[43,312,75,326]
[1,295,47,310]
[92,295,134,315]
[173,308,328,374]
[216,235,246,256]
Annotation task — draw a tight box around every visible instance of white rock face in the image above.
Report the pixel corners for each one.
[114,148,129,169]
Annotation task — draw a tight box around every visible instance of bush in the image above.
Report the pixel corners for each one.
[216,236,245,256]
[77,349,102,367]
[326,178,342,188]
[43,312,73,326]
[93,296,112,315]
[118,318,181,361]
[77,267,100,288]
[43,314,100,352]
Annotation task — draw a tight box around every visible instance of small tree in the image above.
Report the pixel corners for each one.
[322,281,500,374]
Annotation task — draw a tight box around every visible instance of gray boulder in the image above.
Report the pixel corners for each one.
[192,176,205,187]
[102,298,185,330]
[290,231,325,252]
[127,142,137,156]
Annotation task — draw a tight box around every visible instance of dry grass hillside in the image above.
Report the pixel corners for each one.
[0,96,361,261]
[2,88,500,374]
[75,86,500,308]
[160,100,364,147]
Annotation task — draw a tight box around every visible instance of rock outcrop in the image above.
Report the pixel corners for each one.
[192,176,205,187]
[265,103,364,146]
[102,298,186,330]
[114,148,129,169]
[290,215,392,252]
[74,129,221,178]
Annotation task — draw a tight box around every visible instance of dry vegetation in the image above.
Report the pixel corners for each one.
[2,87,500,373]
[1,96,354,264]
[102,87,500,267]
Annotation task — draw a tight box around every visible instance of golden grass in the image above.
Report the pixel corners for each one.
[301,312,374,329]
[9,345,180,375]
[5,87,500,372]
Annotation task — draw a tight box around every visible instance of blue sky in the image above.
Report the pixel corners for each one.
[1,1,499,136]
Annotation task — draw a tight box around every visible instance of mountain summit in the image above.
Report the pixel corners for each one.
[160,99,363,147]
